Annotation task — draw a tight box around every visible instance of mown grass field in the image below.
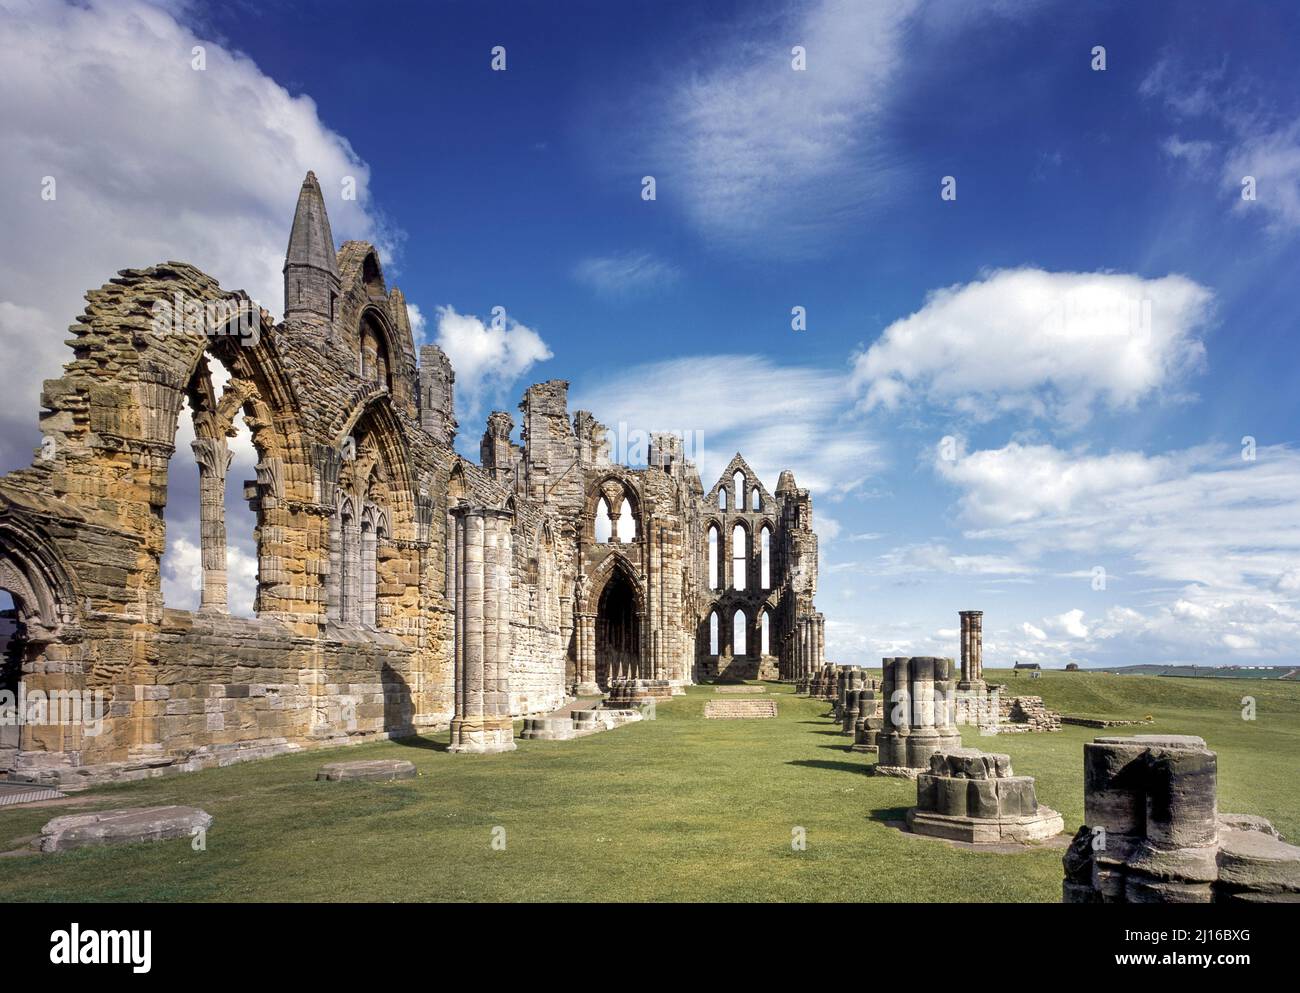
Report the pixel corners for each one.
[1,669,1296,902]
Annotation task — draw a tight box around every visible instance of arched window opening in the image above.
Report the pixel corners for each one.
[733,609,747,656]
[707,525,719,591]
[327,423,394,626]
[359,505,388,628]
[719,488,727,510]
[709,611,719,656]
[760,525,772,590]
[336,496,358,623]
[161,355,259,618]
[752,488,761,511]
[594,497,613,543]
[733,471,746,510]
[360,314,392,391]
[731,523,747,591]
[616,500,636,542]
[761,610,771,655]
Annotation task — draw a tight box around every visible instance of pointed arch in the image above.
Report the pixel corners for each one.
[731,521,749,591]
[706,523,720,590]
[0,515,79,638]
[584,472,642,545]
[594,497,612,543]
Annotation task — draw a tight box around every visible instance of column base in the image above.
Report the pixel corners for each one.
[448,718,517,754]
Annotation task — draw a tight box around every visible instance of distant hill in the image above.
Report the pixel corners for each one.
[1099,664,1299,680]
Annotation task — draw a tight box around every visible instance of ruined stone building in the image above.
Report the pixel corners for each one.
[0,172,826,784]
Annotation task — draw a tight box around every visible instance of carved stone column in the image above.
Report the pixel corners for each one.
[575,571,599,696]
[959,610,985,689]
[360,521,377,626]
[341,511,361,624]
[449,506,515,753]
[191,437,231,613]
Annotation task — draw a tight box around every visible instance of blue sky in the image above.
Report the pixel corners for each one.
[2,0,1299,667]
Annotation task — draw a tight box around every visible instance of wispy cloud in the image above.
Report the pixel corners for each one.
[1142,55,1300,232]
[636,0,918,255]
[573,252,680,299]
[572,353,880,499]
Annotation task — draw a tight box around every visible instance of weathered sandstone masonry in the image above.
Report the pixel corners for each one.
[874,656,962,778]
[1063,735,1300,903]
[0,171,828,785]
[957,609,983,688]
[908,747,1063,844]
[448,507,514,753]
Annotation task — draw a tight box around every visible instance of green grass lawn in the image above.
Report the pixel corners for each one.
[1,670,1296,902]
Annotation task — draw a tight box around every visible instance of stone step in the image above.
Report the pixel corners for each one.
[703,699,778,719]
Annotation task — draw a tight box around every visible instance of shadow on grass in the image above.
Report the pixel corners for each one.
[390,734,450,753]
[868,805,911,825]
[787,758,870,776]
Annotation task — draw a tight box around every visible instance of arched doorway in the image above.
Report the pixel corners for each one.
[595,568,640,687]
[0,521,80,774]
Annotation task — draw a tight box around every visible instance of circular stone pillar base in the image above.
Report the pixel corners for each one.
[906,806,1065,844]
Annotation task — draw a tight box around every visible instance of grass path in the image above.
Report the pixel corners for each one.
[1,671,1296,902]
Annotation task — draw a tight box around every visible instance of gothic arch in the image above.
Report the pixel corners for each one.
[332,392,417,540]
[584,548,646,614]
[583,472,643,544]
[0,517,79,639]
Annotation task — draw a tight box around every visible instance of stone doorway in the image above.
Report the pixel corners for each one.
[595,568,640,688]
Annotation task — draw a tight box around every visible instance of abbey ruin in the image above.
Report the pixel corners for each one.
[0,172,826,784]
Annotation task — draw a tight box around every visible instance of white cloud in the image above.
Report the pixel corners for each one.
[1050,608,1089,639]
[160,535,258,618]
[0,0,393,471]
[935,440,1300,662]
[405,302,428,344]
[572,354,882,499]
[852,268,1214,427]
[936,441,1177,526]
[939,441,1300,591]
[573,252,680,299]
[433,305,553,426]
